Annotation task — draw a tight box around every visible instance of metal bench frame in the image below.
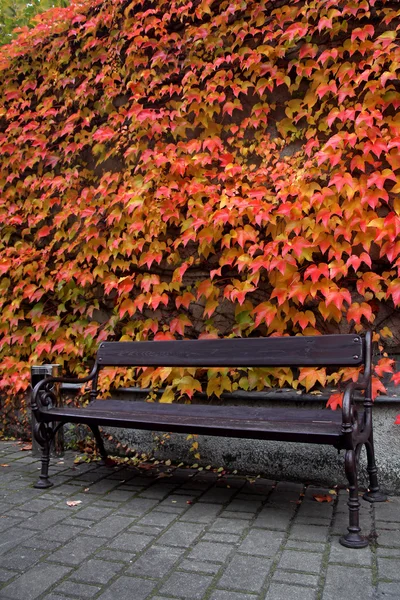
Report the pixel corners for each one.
[31,332,386,548]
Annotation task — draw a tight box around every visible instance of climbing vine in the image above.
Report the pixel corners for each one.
[0,0,399,431]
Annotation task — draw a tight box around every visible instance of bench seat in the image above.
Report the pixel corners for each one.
[43,400,343,445]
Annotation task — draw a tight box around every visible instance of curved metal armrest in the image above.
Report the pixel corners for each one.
[31,364,98,416]
[341,377,369,442]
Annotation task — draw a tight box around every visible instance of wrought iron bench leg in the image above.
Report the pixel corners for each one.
[33,422,59,489]
[90,425,108,464]
[340,448,369,548]
[363,433,387,503]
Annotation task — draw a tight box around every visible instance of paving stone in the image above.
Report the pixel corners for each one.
[377,557,400,581]
[49,535,106,565]
[157,522,204,547]
[128,545,186,578]
[109,532,153,552]
[220,511,253,520]
[202,532,240,544]
[277,549,323,573]
[0,527,37,556]
[85,515,133,538]
[20,536,63,552]
[198,488,237,504]
[376,547,400,558]
[0,546,47,571]
[225,499,263,513]
[328,538,372,566]
[210,518,249,534]
[377,529,400,547]
[71,558,124,584]
[0,567,17,582]
[179,559,221,574]
[95,575,156,600]
[374,499,400,522]
[160,570,214,599]
[71,506,114,521]
[265,582,317,599]
[23,509,67,531]
[0,563,71,600]
[187,541,234,563]
[376,582,400,597]
[209,591,258,600]
[94,548,136,562]
[253,508,293,531]
[55,581,101,598]
[272,569,319,587]
[285,539,326,553]
[117,497,160,515]
[137,511,177,528]
[41,523,82,542]
[322,564,374,600]
[217,554,273,592]
[180,503,222,523]
[238,529,284,557]
[288,524,328,543]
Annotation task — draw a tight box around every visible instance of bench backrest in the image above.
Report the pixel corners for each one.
[96,334,365,368]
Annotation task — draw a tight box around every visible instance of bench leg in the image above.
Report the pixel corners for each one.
[340,448,369,548]
[363,434,387,503]
[33,423,56,489]
[90,425,108,464]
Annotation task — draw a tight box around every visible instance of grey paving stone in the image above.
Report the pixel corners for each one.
[55,580,101,598]
[128,524,163,536]
[85,514,133,538]
[220,511,253,520]
[322,564,374,600]
[179,559,221,574]
[187,541,234,563]
[157,522,204,547]
[377,557,400,581]
[137,511,177,528]
[376,582,400,597]
[0,546,47,571]
[202,532,240,544]
[72,506,114,521]
[94,576,156,600]
[0,527,37,556]
[0,563,71,600]
[265,582,317,599]
[225,499,263,513]
[23,509,67,531]
[70,558,124,584]
[217,554,272,592]
[272,569,319,587]
[377,529,400,547]
[374,498,400,522]
[329,538,373,566]
[117,497,160,515]
[278,549,323,573]
[376,547,400,558]
[238,529,284,557]
[288,524,328,543]
[285,539,326,553]
[109,532,153,552]
[209,592,258,600]
[160,570,214,599]
[80,479,121,494]
[180,502,222,523]
[19,536,63,552]
[41,523,82,542]
[94,548,136,562]
[253,508,293,531]
[49,535,106,565]
[209,518,249,534]
[0,567,17,582]
[198,488,237,504]
[126,545,185,578]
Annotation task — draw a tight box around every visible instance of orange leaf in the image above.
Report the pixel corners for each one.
[313,494,333,503]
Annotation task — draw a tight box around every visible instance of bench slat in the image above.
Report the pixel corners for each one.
[43,400,343,445]
[96,335,364,367]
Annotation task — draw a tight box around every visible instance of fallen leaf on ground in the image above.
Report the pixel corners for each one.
[313,494,333,503]
[1,464,9,467]
[66,500,82,507]
[20,444,32,451]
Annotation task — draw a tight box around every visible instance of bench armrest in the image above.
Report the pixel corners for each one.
[31,365,98,420]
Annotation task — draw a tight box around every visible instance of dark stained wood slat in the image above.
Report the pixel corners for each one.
[43,400,343,444]
[96,334,364,368]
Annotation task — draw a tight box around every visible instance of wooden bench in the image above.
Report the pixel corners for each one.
[31,332,386,548]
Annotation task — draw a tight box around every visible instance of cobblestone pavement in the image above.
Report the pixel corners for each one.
[0,441,399,600]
